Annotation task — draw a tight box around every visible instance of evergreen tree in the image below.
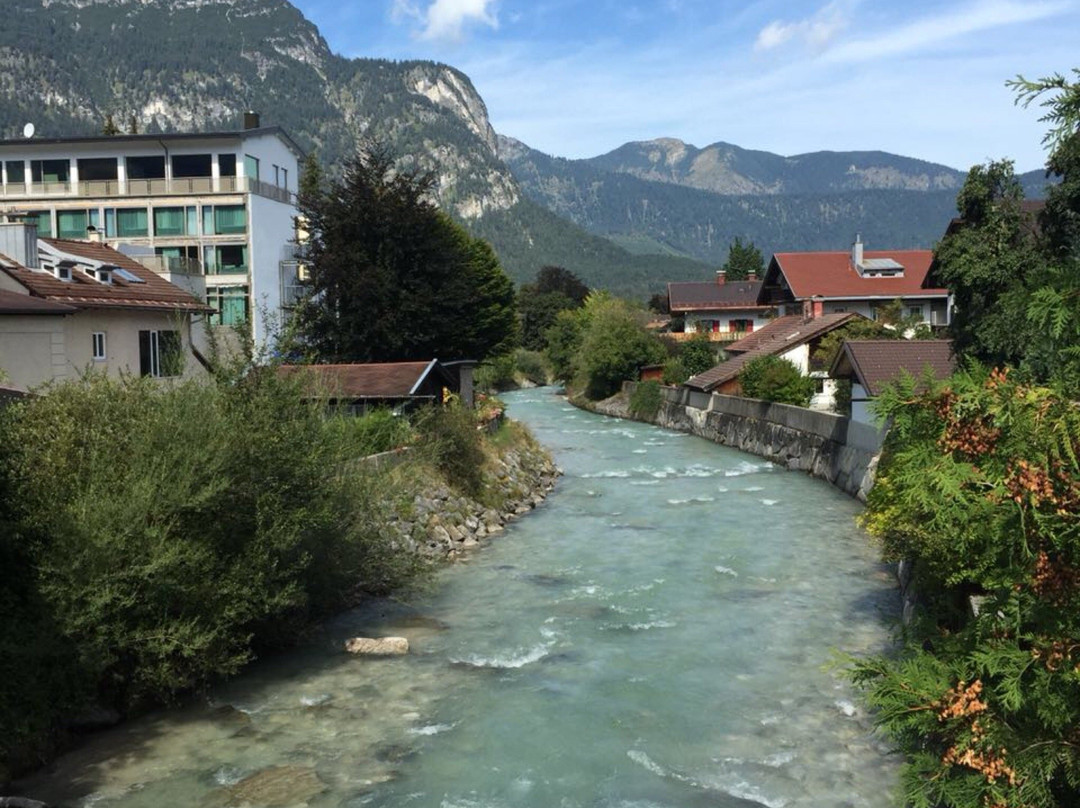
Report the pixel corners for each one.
[101,113,119,135]
[721,237,764,281]
[290,143,517,362]
[127,114,139,134]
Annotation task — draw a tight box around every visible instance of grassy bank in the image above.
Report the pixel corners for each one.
[0,372,547,783]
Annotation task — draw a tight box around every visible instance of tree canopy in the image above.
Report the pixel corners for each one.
[721,237,765,281]
[290,143,517,363]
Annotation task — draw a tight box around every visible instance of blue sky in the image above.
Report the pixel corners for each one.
[288,0,1079,172]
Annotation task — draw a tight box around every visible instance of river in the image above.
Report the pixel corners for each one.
[17,388,900,808]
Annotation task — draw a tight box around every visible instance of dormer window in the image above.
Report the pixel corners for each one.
[81,265,113,284]
[55,260,74,281]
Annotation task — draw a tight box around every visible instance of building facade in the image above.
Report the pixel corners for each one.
[0,117,301,347]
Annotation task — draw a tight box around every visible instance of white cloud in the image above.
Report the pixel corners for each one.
[754,1,851,53]
[394,0,499,42]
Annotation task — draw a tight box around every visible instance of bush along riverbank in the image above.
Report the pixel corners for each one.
[0,373,558,787]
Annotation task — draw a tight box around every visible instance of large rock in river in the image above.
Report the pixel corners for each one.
[345,637,409,655]
[207,765,325,807]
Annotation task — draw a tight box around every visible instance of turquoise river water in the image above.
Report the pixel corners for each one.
[17,388,901,808]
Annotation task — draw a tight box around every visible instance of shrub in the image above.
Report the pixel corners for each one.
[577,299,666,399]
[679,333,717,377]
[661,357,688,385]
[514,349,549,386]
[629,380,663,419]
[323,408,412,455]
[738,355,816,406]
[475,353,517,392]
[415,404,486,497]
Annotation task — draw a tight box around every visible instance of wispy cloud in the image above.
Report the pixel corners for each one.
[754,1,852,53]
[391,0,499,42]
[823,0,1070,63]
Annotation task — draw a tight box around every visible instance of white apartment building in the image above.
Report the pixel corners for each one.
[0,114,303,348]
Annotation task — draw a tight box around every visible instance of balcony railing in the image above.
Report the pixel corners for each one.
[0,174,292,203]
[133,255,203,276]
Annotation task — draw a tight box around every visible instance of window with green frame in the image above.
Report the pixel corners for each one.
[243,154,259,182]
[207,285,249,326]
[116,208,148,237]
[57,210,89,239]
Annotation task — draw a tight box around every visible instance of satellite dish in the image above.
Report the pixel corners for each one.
[22,122,35,139]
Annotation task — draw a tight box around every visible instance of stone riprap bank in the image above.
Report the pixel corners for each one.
[587,383,885,501]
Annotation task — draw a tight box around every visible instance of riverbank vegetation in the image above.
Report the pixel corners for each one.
[851,69,1080,808]
[0,370,537,783]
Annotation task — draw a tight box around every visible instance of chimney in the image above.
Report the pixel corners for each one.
[243,111,261,130]
[747,269,756,282]
[802,299,813,321]
[86,225,103,243]
[0,215,39,268]
[812,295,825,319]
[716,269,726,286]
[851,233,864,268]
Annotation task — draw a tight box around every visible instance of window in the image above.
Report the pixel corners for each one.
[280,167,288,190]
[125,156,165,180]
[207,285,249,326]
[57,210,89,239]
[908,306,924,319]
[153,207,187,236]
[28,211,52,238]
[728,319,754,333]
[116,208,148,237]
[203,244,248,275]
[92,332,106,361]
[219,153,237,177]
[273,164,280,185]
[171,153,211,178]
[31,159,70,184]
[202,204,246,235]
[77,158,118,182]
[5,160,25,185]
[139,329,183,378]
[243,154,260,181]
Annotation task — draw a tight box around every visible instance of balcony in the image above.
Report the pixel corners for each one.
[0,175,292,203]
[133,255,203,276]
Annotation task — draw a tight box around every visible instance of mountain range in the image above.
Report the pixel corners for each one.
[0,0,1053,297]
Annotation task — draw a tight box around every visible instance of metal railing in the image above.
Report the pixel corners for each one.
[1,174,292,203]
[133,255,203,276]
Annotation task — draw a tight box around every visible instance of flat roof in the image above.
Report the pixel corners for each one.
[0,126,305,158]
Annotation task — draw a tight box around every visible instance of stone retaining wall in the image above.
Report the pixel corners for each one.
[590,383,885,501]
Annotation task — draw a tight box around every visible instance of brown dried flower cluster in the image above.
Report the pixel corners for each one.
[942,744,1018,787]
[937,679,988,721]
[937,398,1001,457]
[1031,551,1080,606]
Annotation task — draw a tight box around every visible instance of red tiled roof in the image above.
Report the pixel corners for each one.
[0,238,211,312]
[276,361,444,399]
[770,249,946,300]
[667,279,769,312]
[685,312,860,391]
[0,288,75,315]
[830,339,956,396]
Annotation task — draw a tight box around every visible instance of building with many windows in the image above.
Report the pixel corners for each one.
[0,114,302,347]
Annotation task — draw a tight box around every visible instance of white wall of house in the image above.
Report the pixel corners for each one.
[0,315,66,389]
[0,308,205,391]
[850,382,875,425]
[684,309,772,334]
[247,192,297,346]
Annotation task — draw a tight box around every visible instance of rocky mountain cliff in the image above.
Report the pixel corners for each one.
[585,138,968,195]
[1,0,518,220]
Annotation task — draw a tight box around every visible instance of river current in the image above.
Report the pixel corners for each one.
[18,388,900,808]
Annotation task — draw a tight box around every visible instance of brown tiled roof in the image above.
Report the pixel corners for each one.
[667,279,769,312]
[276,361,445,399]
[685,312,861,391]
[0,288,75,315]
[830,339,956,396]
[0,238,211,312]
[768,249,947,300]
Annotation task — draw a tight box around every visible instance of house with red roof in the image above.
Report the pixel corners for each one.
[0,219,212,390]
[759,236,950,327]
[667,270,776,341]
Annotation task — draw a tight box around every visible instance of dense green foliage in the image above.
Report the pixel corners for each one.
[628,380,663,419]
[291,145,517,362]
[853,368,1080,808]
[851,70,1080,808]
[0,372,425,778]
[517,266,589,350]
[474,350,550,392]
[679,333,719,377]
[738,355,816,406]
[721,237,765,281]
[577,300,667,399]
[415,405,487,498]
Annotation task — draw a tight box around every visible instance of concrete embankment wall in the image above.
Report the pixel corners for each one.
[593,383,886,502]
